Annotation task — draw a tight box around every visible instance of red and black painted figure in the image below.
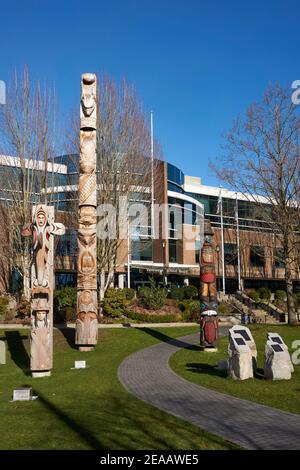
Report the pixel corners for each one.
[199,219,219,349]
[200,313,218,349]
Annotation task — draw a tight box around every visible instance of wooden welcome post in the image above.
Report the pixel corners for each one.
[22,205,65,377]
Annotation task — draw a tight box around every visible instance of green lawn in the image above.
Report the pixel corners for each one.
[170,324,300,415]
[0,326,238,450]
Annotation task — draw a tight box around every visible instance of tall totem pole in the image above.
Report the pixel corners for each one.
[22,205,65,376]
[76,73,98,351]
[199,219,219,351]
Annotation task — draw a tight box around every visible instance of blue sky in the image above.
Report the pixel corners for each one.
[0,0,299,186]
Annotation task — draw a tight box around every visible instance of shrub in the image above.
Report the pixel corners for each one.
[294,290,300,307]
[53,287,77,323]
[5,308,16,321]
[126,311,182,323]
[54,287,77,309]
[0,296,9,318]
[165,298,179,307]
[178,299,200,322]
[102,288,129,318]
[138,278,167,310]
[65,306,77,322]
[169,287,185,301]
[217,302,231,315]
[16,296,31,319]
[122,288,135,301]
[275,290,287,301]
[183,285,199,300]
[257,287,271,301]
[248,291,260,303]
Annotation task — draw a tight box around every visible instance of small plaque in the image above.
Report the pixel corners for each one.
[272,344,283,352]
[235,330,251,341]
[272,337,283,345]
[235,337,246,346]
[13,388,32,401]
[75,360,86,369]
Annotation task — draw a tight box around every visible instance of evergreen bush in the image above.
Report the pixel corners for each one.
[122,288,135,301]
[257,287,271,301]
[183,285,198,299]
[178,299,200,321]
[53,287,77,323]
[102,288,129,318]
[138,278,167,310]
[169,287,185,301]
[275,290,287,301]
[248,291,260,303]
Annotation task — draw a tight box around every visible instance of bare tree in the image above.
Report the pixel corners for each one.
[96,76,162,302]
[0,66,59,298]
[212,83,300,324]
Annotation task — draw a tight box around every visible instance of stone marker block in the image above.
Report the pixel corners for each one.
[264,340,292,380]
[267,332,294,373]
[228,330,253,380]
[231,325,257,371]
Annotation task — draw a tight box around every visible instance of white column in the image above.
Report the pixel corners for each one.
[184,277,189,286]
[118,274,125,289]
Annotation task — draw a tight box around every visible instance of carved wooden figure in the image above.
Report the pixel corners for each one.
[76,73,98,351]
[22,205,65,376]
[199,219,219,350]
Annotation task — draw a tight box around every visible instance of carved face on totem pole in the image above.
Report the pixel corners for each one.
[81,75,96,117]
[31,298,49,328]
[79,205,97,227]
[37,212,46,227]
[76,290,98,345]
[80,73,97,130]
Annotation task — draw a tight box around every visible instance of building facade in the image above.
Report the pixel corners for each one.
[0,155,299,293]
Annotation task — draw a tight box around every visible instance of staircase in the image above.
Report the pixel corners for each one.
[229,292,281,324]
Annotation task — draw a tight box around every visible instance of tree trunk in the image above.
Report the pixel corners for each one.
[285,256,298,325]
[22,254,31,301]
[98,270,106,315]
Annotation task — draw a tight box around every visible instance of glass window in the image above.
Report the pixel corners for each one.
[224,243,238,266]
[131,239,152,261]
[56,230,77,256]
[55,272,77,288]
[250,246,265,267]
[169,239,177,263]
[195,239,201,264]
[274,248,285,268]
[167,163,184,188]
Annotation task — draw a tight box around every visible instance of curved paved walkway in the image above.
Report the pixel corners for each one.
[118,331,300,450]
